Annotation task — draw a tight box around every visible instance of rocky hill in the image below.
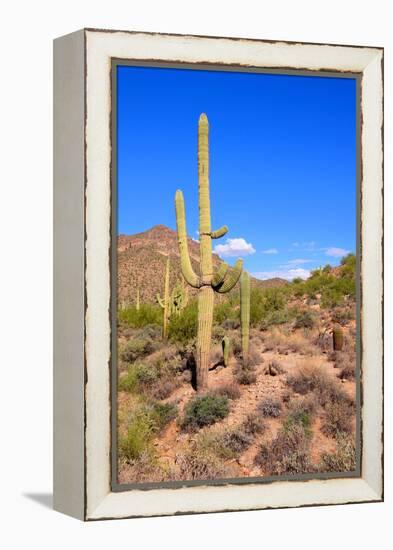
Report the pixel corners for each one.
[117,225,286,306]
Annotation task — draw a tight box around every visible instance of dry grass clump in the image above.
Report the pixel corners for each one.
[255,422,312,475]
[257,398,282,418]
[263,328,317,356]
[235,365,257,385]
[322,401,354,438]
[211,381,241,400]
[263,360,285,376]
[118,451,168,483]
[320,433,356,472]
[248,347,264,367]
[242,413,266,435]
[286,359,352,407]
[286,395,318,428]
[335,350,356,380]
[174,448,236,481]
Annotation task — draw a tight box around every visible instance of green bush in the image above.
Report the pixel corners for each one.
[119,410,156,460]
[214,301,237,325]
[118,304,162,328]
[181,394,230,430]
[168,301,198,343]
[118,361,159,393]
[121,338,155,363]
[119,401,178,461]
[250,287,288,327]
[294,310,315,329]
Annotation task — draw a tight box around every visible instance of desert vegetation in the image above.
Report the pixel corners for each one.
[117,252,357,484]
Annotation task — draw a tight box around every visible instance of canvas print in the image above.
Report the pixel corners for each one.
[114,65,358,486]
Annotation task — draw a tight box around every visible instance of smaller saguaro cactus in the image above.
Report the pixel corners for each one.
[222,335,230,367]
[240,271,250,366]
[170,278,188,316]
[333,324,344,351]
[157,257,171,339]
[136,288,140,311]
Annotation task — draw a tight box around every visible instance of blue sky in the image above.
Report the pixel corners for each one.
[117,65,357,280]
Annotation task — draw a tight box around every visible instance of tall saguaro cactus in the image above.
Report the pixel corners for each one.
[175,113,243,391]
[157,257,171,339]
[136,288,140,311]
[240,271,250,366]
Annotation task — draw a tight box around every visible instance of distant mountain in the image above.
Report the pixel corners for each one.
[117,225,287,306]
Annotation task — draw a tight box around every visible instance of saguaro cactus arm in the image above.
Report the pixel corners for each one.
[156,293,165,308]
[211,262,229,288]
[211,225,228,239]
[175,190,201,289]
[216,258,243,293]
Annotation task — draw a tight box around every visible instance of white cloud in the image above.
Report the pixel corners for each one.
[262,248,278,255]
[214,238,256,258]
[325,247,349,258]
[284,258,313,266]
[252,268,311,281]
[291,241,317,252]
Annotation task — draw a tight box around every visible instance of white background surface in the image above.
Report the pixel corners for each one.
[0,1,391,548]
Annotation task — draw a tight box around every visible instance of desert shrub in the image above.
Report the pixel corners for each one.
[220,428,253,455]
[255,422,312,475]
[322,400,354,438]
[235,367,257,385]
[212,382,241,400]
[340,253,356,277]
[338,363,356,381]
[259,309,290,330]
[118,451,167,483]
[332,306,355,325]
[118,361,159,393]
[214,301,237,325]
[174,448,235,480]
[197,426,253,459]
[248,347,263,367]
[263,328,316,356]
[119,411,156,460]
[335,350,356,380]
[150,401,178,429]
[294,310,315,329]
[250,287,287,327]
[120,401,178,461]
[168,301,198,343]
[210,344,224,367]
[258,398,282,418]
[222,318,240,330]
[242,413,266,435]
[118,305,162,328]
[320,433,356,472]
[231,336,242,357]
[150,377,180,400]
[118,367,139,393]
[285,395,317,429]
[137,324,162,340]
[212,325,226,342]
[180,394,230,431]
[121,337,156,363]
[286,360,352,409]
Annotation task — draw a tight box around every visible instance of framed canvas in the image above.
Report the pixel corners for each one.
[53,28,384,521]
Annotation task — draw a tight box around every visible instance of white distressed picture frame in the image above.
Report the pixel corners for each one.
[53,28,383,521]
